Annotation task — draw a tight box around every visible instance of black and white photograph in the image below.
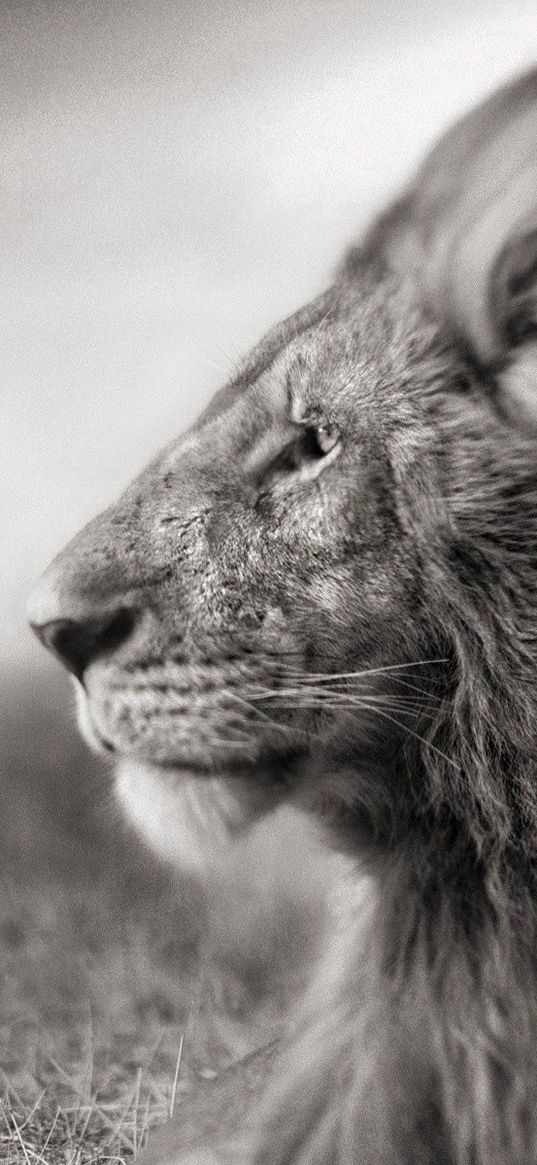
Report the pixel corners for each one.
[3,2,537,1161]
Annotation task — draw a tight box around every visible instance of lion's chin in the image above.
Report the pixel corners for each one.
[85,728,286,776]
[114,757,290,874]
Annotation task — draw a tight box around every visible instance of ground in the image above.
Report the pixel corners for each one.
[0,667,200,1164]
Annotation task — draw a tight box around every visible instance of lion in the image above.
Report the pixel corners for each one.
[28,66,537,1163]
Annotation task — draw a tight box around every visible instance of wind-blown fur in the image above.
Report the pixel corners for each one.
[29,69,537,1164]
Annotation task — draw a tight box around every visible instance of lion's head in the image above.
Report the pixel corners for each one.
[27,263,537,854]
[25,279,442,761]
[28,69,537,867]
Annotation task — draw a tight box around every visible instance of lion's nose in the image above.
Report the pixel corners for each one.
[30,608,137,681]
[30,608,137,680]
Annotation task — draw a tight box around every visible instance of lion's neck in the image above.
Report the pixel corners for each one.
[115,757,359,1078]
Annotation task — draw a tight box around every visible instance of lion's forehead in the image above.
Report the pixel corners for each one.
[159,354,291,473]
[158,332,390,488]
[117,294,442,575]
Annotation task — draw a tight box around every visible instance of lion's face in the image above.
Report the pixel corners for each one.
[29,275,463,785]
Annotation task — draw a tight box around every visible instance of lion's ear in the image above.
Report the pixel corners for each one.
[387,70,537,424]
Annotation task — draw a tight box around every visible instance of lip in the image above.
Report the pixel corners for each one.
[94,730,116,753]
[148,755,285,775]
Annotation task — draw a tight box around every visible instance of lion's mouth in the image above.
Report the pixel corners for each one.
[89,714,291,779]
[94,728,115,753]
[78,660,308,772]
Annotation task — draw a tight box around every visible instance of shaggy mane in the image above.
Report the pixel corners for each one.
[253,265,537,1165]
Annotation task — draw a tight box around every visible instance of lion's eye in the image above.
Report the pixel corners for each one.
[258,421,341,492]
[287,421,340,471]
[311,422,340,456]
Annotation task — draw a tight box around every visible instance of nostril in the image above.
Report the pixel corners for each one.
[31,608,137,681]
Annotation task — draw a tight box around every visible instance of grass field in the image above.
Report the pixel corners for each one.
[0,666,200,1163]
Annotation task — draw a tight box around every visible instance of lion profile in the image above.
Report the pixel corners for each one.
[29,68,537,1163]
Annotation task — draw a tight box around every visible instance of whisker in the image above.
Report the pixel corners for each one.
[205,737,258,750]
[260,648,305,660]
[232,691,328,746]
[264,679,442,709]
[245,694,458,768]
[229,692,299,740]
[360,706,461,770]
[384,676,443,698]
[276,659,449,684]
[196,355,232,378]
[252,698,436,718]
[211,333,245,378]
[246,685,437,709]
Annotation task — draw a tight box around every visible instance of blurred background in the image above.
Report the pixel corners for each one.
[2,0,537,1148]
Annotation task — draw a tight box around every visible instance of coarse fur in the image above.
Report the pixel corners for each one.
[29,68,537,1163]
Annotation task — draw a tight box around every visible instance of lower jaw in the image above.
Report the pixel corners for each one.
[135,751,302,782]
[84,721,266,770]
[109,745,307,792]
[83,703,305,775]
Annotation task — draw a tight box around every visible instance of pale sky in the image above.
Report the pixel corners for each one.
[3,0,537,665]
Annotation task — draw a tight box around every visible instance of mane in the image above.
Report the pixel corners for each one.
[413,423,537,1161]
[256,262,537,1165]
[375,301,537,1163]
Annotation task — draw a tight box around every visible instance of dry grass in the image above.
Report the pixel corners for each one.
[0,665,201,1164]
[0,852,197,1164]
